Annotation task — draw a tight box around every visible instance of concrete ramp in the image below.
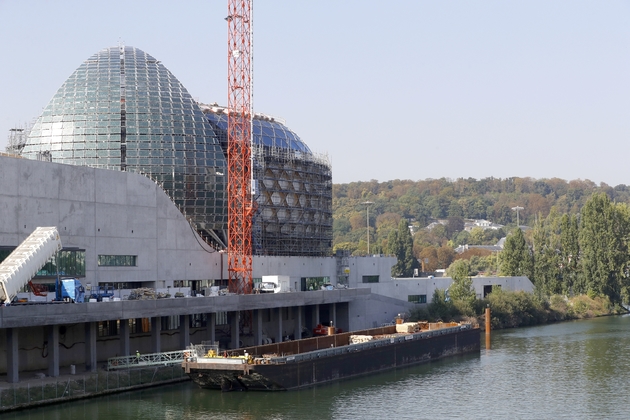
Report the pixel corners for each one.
[0,227,62,303]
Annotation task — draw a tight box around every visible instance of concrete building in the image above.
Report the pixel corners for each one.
[18,46,332,255]
[0,154,405,382]
[360,275,534,305]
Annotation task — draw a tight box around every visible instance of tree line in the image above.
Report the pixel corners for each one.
[501,192,630,304]
[333,176,630,280]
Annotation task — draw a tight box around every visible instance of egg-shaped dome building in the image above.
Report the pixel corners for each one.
[21,46,228,246]
[202,106,332,257]
[20,46,333,256]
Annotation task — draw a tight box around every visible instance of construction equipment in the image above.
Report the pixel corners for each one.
[0,227,62,303]
[226,0,254,295]
[27,277,85,303]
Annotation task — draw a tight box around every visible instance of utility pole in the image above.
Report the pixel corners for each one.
[511,206,524,228]
[362,201,373,255]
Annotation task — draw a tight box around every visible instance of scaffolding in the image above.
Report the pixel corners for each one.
[202,105,334,257]
[252,144,332,257]
[5,125,30,155]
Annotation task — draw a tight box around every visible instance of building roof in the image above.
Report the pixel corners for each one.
[201,104,312,154]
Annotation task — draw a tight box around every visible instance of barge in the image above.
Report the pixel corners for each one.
[182,321,480,391]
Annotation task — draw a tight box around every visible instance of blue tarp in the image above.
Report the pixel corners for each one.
[60,279,85,303]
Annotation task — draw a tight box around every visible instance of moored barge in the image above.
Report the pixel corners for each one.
[182,322,480,391]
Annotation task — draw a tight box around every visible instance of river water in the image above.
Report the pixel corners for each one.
[6,315,630,419]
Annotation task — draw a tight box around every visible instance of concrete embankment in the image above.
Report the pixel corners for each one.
[0,364,189,413]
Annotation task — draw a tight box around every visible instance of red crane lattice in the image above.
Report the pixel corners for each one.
[226,0,253,294]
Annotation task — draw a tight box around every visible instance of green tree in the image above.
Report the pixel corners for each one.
[579,193,630,303]
[500,228,533,278]
[448,259,475,294]
[468,227,486,245]
[427,289,456,320]
[532,214,561,295]
[388,219,419,277]
[559,213,580,294]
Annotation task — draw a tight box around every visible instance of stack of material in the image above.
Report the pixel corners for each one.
[128,288,157,300]
[349,335,373,344]
[396,322,420,333]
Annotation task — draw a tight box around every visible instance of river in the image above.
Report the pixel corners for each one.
[6,315,630,419]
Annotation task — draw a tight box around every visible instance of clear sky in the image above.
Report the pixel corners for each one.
[1,1,629,186]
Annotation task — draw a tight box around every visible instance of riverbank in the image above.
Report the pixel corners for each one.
[411,289,628,330]
[0,364,188,413]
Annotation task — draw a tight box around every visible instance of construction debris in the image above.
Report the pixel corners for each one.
[127,288,165,300]
[396,322,420,334]
[349,335,373,344]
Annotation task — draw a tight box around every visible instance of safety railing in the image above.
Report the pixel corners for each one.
[107,350,186,370]
[0,365,186,412]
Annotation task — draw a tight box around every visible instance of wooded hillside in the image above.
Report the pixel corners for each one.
[333,177,630,259]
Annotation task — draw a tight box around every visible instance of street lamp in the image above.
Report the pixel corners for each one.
[362,201,373,255]
[511,206,524,227]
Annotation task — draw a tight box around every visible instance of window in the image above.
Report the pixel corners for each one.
[98,320,119,337]
[216,312,228,325]
[98,255,137,266]
[0,247,13,264]
[0,247,86,278]
[408,295,427,304]
[301,277,330,291]
[362,275,379,284]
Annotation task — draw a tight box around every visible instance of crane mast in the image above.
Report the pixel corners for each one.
[226,0,253,294]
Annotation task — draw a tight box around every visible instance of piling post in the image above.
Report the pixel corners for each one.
[485,305,491,334]
[485,305,491,349]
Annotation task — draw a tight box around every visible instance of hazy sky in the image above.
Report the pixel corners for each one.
[1,1,629,186]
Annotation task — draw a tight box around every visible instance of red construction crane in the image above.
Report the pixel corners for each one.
[226,0,253,294]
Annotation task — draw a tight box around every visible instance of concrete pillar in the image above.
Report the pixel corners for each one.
[230,311,240,349]
[47,325,59,377]
[119,319,130,357]
[207,313,216,344]
[151,317,161,353]
[293,306,303,341]
[6,328,19,383]
[337,302,350,332]
[179,314,190,349]
[253,309,263,346]
[275,307,283,343]
[313,304,320,326]
[85,322,97,372]
[331,303,337,327]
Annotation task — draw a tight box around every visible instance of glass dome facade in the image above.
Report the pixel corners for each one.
[205,110,333,257]
[21,46,227,245]
[205,112,311,153]
[20,45,332,256]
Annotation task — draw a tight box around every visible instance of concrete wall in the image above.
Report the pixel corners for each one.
[348,293,416,331]
[0,155,398,292]
[364,275,534,303]
[347,255,397,288]
[0,155,221,288]
[248,255,395,290]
